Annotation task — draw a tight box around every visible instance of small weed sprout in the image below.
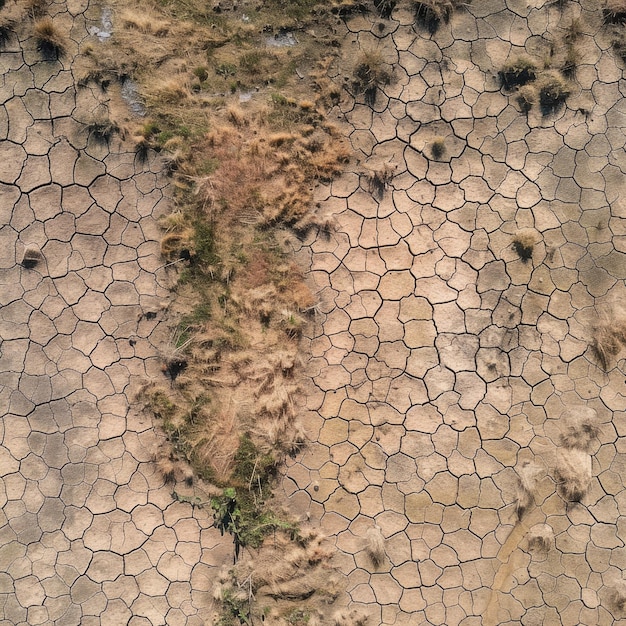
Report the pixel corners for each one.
[499,57,538,90]
[353,49,391,106]
[430,136,446,160]
[34,17,66,59]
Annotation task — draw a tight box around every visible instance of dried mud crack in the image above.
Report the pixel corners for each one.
[4,0,626,625]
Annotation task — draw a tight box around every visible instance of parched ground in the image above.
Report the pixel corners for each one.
[279,0,626,625]
[3,0,626,624]
[0,2,232,624]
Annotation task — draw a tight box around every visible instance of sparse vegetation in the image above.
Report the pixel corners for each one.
[561,44,579,78]
[555,447,592,501]
[604,0,626,24]
[352,49,392,106]
[589,320,626,370]
[537,72,571,114]
[374,0,396,18]
[85,118,122,145]
[366,164,395,199]
[33,16,65,59]
[499,57,538,90]
[413,0,461,34]
[517,84,536,113]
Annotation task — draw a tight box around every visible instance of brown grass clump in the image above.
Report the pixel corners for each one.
[33,17,66,59]
[120,9,170,36]
[352,49,392,106]
[604,0,626,24]
[413,0,461,34]
[589,320,626,370]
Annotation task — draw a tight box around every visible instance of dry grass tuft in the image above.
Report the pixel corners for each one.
[413,0,462,34]
[604,0,626,24]
[121,9,170,36]
[25,0,48,18]
[154,443,194,485]
[514,461,540,520]
[537,71,571,115]
[499,57,538,90]
[352,49,392,106]
[516,84,537,113]
[554,447,592,502]
[366,163,395,199]
[364,526,385,568]
[589,320,626,370]
[559,408,599,452]
[33,17,66,59]
[526,523,554,554]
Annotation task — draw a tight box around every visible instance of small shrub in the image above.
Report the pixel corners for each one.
[353,49,391,106]
[537,72,571,115]
[34,17,66,59]
[604,0,626,24]
[499,57,538,90]
[516,84,536,113]
[0,18,15,50]
[430,136,446,160]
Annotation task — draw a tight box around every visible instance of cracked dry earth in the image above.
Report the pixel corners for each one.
[279,0,626,624]
[0,3,229,625]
